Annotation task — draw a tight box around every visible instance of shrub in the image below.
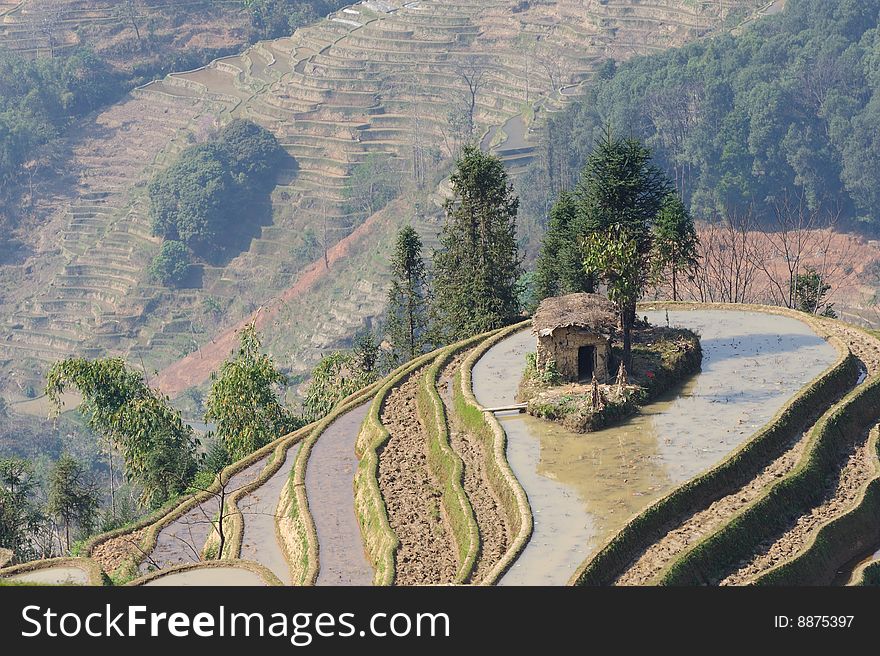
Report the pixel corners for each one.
[148,240,190,287]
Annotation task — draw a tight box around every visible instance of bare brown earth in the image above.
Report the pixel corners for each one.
[378,368,457,586]
[438,353,511,583]
[91,527,148,575]
[614,320,880,585]
[720,435,876,585]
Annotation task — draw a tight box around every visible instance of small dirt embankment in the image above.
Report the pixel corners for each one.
[91,528,149,575]
[615,319,880,585]
[438,353,511,583]
[378,368,457,585]
[720,421,877,585]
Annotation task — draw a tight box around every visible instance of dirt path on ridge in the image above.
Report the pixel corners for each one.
[153,201,399,398]
[438,353,511,583]
[378,368,457,585]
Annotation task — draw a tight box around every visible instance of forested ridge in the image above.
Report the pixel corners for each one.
[523,0,880,231]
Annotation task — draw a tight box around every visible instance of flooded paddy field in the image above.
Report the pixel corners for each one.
[473,310,838,585]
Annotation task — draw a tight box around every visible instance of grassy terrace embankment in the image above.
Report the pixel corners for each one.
[353,324,532,585]
[593,303,880,587]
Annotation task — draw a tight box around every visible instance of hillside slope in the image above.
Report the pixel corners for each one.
[0,0,756,399]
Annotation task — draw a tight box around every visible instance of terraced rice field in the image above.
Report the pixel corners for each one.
[1,0,753,395]
[72,303,880,588]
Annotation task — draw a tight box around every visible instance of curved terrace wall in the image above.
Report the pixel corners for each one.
[277,380,385,586]
[659,369,880,586]
[572,302,857,586]
[457,320,533,585]
[752,425,880,585]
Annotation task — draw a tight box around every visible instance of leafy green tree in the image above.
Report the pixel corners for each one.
[432,146,522,341]
[533,190,593,302]
[46,358,198,507]
[302,351,377,422]
[218,118,285,179]
[352,331,382,377]
[386,225,431,363]
[47,453,99,553]
[148,120,284,260]
[583,224,646,370]
[652,192,699,300]
[793,266,837,318]
[204,323,302,461]
[578,132,670,370]
[149,240,190,287]
[0,458,46,561]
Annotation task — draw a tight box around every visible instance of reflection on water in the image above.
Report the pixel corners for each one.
[7,567,90,585]
[473,310,837,585]
[143,567,267,586]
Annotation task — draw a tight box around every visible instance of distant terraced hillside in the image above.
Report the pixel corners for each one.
[0,0,756,399]
[0,0,249,65]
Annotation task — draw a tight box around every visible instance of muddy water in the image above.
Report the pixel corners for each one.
[496,114,529,153]
[473,310,837,585]
[7,567,90,585]
[143,567,267,586]
[238,444,301,584]
[307,403,375,586]
[140,458,268,573]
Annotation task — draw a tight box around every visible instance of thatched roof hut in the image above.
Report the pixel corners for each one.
[533,293,618,337]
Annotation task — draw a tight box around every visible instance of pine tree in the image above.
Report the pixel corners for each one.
[533,190,593,302]
[653,192,699,301]
[386,225,430,363]
[433,146,522,341]
[577,129,671,370]
[47,454,98,553]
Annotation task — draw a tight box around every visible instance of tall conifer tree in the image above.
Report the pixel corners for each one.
[433,146,522,341]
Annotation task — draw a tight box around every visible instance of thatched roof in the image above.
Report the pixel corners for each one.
[533,293,618,337]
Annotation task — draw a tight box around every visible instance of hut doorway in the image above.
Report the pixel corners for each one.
[578,346,595,382]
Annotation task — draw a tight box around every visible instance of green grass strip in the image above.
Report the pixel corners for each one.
[415,336,488,583]
[455,320,534,585]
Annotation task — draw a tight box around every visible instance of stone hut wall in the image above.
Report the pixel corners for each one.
[536,327,611,382]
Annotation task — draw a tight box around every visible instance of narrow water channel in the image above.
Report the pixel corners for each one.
[142,567,268,586]
[238,444,301,584]
[472,310,838,585]
[306,403,375,586]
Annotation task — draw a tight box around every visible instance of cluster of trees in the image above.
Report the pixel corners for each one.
[0,49,119,202]
[1,454,100,560]
[532,129,698,369]
[521,0,880,232]
[148,119,287,278]
[241,0,349,40]
[1,317,389,563]
[384,145,523,362]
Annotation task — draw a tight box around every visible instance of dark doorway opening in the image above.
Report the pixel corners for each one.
[578,345,595,382]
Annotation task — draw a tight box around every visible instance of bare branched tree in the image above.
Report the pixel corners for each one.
[685,205,772,304]
[458,60,487,139]
[755,193,841,309]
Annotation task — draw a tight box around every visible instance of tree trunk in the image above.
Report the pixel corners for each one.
[108,447,116,521]
[622,304,635,372]
[672,267,678,302]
